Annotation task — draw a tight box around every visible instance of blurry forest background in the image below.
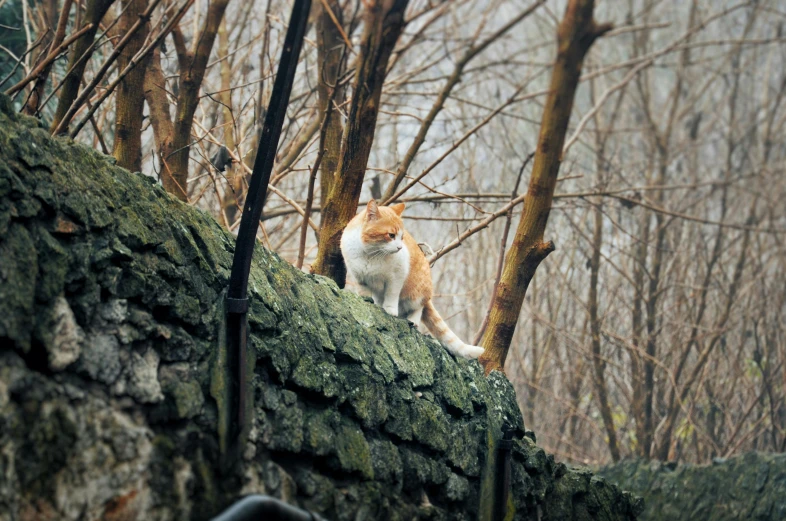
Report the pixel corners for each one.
[2,0,785,466]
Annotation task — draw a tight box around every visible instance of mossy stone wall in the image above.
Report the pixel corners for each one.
[0,95,640,521]
[599,453,786,521]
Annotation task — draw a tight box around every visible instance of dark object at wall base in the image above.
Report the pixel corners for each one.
[212,495,328,521]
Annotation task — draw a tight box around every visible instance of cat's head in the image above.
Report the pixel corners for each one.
[360,199,406,255]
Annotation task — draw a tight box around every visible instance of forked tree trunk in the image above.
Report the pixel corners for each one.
[478,0,611,374]
[311,0,410,285]
[50,0,116,134]
[112,0,150,172]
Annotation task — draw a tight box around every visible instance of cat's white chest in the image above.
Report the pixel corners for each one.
[341,227,410,293]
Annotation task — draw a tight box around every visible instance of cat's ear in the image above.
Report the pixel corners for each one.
[390,203,406,216]
[366,199,379,221]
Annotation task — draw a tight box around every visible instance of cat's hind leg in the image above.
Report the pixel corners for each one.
[405,306,423,325]
[371,291,385,307]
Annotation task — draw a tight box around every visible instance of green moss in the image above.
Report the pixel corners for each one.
[335,421,374,479]
[341,364,389,429]
[171,291,201,325]
[12,128,55,170]
[170,380,205,419]
[368,439,403,486]
[377,330,435,388]
[292,356,340,398]
[445,473,471,502]
[384,382,415,441]
[0,224,37,351]
[410,397,449,453]
[400,447,449,490]
[599,454,785,521]
[304,409,339,456]
[432,347,473,414]
[33,228,67,302]
[446,419,482,476]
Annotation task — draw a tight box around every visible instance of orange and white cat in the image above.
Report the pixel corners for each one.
[340,200,484,359]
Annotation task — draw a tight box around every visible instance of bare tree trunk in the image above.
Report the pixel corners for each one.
[311,0,410,285]
[589,199,620,461]
[315,0,346,218]
[478,0,611,374]
[166,0,232,200]
[631,199,649,458]
[23,0,63,115]
[143,46,176,186]
[50,0,116,133]
[113,0,149,171]
[641,176,665,458]
[218,17,240,224]
[242,0,273,174]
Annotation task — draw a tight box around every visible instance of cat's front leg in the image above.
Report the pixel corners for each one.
[382,280,404,316]
[356,281,383,306]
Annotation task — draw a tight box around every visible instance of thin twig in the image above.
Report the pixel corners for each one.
[296,152,325,269]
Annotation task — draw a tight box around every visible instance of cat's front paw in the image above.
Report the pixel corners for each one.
[459,345,484,359]
[383,305,398,316]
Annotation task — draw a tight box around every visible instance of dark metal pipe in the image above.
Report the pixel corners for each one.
[225,0,312,449]
[492,425,515,521]
[211,495,328,521]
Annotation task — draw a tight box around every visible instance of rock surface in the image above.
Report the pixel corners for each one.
[0,94,641,521]
[598,453,786,521]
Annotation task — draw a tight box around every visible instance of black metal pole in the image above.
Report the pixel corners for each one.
[492,425,515,521]
[226,0,312,451]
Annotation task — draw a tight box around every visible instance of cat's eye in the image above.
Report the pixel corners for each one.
[388,233,396,240]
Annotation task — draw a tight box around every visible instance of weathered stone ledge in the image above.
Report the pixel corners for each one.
[599,453,786,521]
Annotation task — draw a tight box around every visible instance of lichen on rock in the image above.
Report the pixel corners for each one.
[599,453,786,521]
[0,95,640,521]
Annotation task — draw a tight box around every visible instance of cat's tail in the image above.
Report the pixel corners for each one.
[422,301,484,359]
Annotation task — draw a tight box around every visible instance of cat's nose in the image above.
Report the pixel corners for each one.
[396,245,403,251]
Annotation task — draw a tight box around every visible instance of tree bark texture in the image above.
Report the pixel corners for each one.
[631,197,649,458]
[315,0,346,218]
[218,18,240,225]
[311,0,410,285]
[50,0,116,134]
[641,161,666,458]
[143,46,176,187]
[22,0,61,116]
[112,0,149,172]
[478,0,611,374]
[166,0,231,201]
